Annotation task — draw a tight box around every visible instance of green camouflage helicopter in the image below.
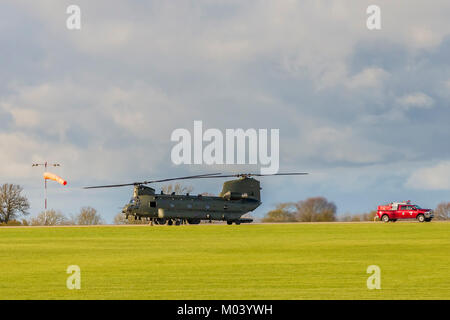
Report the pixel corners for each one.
[84,172,307,225]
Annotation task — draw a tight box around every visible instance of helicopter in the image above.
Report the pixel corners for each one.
[84,172,307,225]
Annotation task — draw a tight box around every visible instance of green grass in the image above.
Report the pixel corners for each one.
[0,222,449,299]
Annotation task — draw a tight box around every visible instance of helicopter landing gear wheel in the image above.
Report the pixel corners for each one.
[234,220,241,225]
[175,219,181,226]
[168,219,173,226]
[187,219,201,225]
[156,218,166,225]
[227,221,232,225]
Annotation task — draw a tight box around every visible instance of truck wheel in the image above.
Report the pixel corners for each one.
[417,214,425,223]
[381,214,390,223]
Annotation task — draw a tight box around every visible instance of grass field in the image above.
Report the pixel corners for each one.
[0,222,449,300]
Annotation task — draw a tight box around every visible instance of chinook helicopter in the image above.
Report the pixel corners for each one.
[84,172,307,225]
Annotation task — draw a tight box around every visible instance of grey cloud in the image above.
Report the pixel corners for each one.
[1,1,450,221]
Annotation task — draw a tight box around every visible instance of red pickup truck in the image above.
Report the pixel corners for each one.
[377,201,434,222]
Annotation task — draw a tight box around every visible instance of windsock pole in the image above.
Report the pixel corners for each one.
[44,176,47,224]
[44,161,48,211]
[32,161,62,224]
[45,177,47,210]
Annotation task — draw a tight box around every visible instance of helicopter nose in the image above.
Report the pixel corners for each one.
[122,204,138,213]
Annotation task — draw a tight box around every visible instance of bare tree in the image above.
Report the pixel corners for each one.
[339,210,377,222]
[340,213,357,222]
[30,210,69,226]
[0,184,30,223]
[262,203,297,223]
[113,212,147,225]
[161,183,193,195]
[114,212,128,225]
[0,219,26,226]
[435,202,450,220]
[75,207,104,225]
[295,197,337,222]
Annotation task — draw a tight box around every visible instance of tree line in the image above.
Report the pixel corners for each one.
[0,182,195,226]
[0,183,103,226]
[2,183,450,225]
[262,197,338,222]
[262,196,450,222]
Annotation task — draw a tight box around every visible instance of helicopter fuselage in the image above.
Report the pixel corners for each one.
[85,174,306,225]
[122,178,262,224]
[123,193,260,223]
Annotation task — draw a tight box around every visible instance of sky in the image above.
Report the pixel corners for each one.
[1,0,449,222]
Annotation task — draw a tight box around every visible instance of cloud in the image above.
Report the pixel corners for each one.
[346,67,389,89]
[409,27,441,48]
[5,107,40,127]
[0,82,178,183]
[396,92,434,110]
[445,80,450,89]
[285,125,397,165]
[406,161,450,190]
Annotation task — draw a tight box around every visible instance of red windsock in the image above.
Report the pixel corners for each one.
[43,172,67,186]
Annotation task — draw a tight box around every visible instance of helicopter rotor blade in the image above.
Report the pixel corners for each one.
[140,173,224,184]
[193,172,309,179]
[83,173,222,189]
[83,172,308,189]
[248,172,308,177]
[83,183,138,189]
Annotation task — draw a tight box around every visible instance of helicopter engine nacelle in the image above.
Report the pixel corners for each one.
[220,178,261,201]
[221,191,248,201]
